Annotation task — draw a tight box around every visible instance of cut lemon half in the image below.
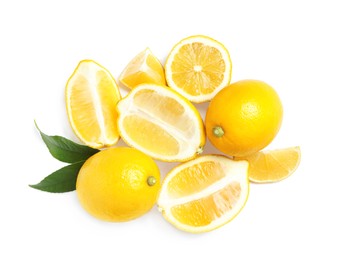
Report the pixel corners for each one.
[237,146,301,183]
[165,35,232,103]
[116,83,205,162]
[157,155,249,233]
[66,60,121,148]
[119,48,166,89]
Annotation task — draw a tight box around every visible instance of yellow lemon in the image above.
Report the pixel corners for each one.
[76,147,161,222]
[157,155,249,233]
[65,60,121,148]
[165,35,232,103]
[205,80,283,157]
[119,48,166,89]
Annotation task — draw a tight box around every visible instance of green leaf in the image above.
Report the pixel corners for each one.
[29,161,85,193]
[35,120,99,163]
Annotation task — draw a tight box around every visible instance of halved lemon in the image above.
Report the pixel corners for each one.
[65,60,121,148]
[116,83,205,162]
[157,155,249,233]
[165,35,232,103]
[237,146,301,183]
[119,48,166,89]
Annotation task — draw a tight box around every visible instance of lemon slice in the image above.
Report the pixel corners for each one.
[65,60,121,148]
[157,155,249,233]
[119,48,166,89]
[237,146,301,183]
[165,35,232,103]
[116,83,205,162]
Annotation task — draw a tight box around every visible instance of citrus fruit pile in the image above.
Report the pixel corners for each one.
[33,35,301,233]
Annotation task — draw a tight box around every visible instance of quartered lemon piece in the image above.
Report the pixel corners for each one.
[119,48,166,89]
[65,60,121,148]
[116,83,205,162]
[157,155,249,233]
[237,146,301,183]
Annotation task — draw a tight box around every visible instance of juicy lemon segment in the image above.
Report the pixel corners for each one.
[66,60,121,148]
[165,35,232,103]
[116,84,205,162]
[119,48,166,89]
[121,115,180,156]
[157,155,249,233]
[167,161,226,198]
[238,146,301,183]
[170,182,242,227]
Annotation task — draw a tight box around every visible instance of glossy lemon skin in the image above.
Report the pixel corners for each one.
[76,147,161,222]
[205,80,283,157]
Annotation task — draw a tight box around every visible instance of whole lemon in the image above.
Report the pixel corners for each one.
[205,80,283,157]
[76,147,161,222]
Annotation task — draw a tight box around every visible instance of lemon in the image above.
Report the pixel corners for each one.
[65,60,121,148]
[236,146,301,183]
[157,155,249,233]
[116,83,206,162]
[205,79,283,157]
[119,48,166,89]
[76,147,161,222]
[165,35,232,103]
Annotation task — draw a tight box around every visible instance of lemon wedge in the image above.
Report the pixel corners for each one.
[116,83,205,162]
[157,155,249,233]
[119,48,166,89]
[237,146,301,183]
[65,60,121,148]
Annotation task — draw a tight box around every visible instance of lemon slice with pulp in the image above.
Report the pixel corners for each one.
[66,60,121,148]
[119,48,166,89]
[157,155,249,233]
[237,146,301,183]
[165,35,232,103]
[116,83,205,162]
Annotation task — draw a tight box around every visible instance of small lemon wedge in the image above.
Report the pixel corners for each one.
[237,146,301,183]
[119,48,166,89]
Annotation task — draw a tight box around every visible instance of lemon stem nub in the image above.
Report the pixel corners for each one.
[196,146,204,154]
[213,126,224,137]
[147,176,157,186]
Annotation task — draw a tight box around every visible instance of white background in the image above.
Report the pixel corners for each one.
[1,0,341,259]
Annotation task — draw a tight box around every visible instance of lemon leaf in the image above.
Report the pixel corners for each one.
[34,121,99,163]
[29,161,84,193]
